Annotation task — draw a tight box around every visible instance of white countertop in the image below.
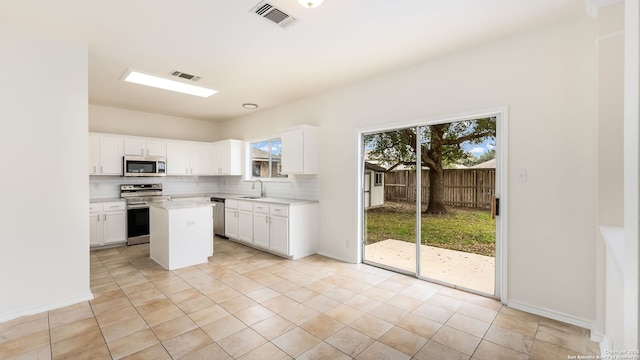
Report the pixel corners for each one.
[169,194,214,199]
[168,193,246,200]
[150,200,215,210]
[89,195,317,206]
[228,196,318,205]
[90,198,124,203]
[169,193,317,204]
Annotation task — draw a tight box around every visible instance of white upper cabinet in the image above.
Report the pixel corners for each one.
[166,141,212,175]
[167,142,193,175]
[89,135,124,175]
[146,140,166,157]
[190,142,213,175]
[166,142,190,175]
[124,138,146,156]
[91,132,247,177]
[89,136,99,174]
[281,125,318,174]
[124,138,166,157]
[212,139,244,175]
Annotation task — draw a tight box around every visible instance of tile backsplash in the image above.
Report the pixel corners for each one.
[219,175,318,200]
[89,176,219,199]
[89,175,318,201]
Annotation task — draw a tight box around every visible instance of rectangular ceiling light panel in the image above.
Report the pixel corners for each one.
[123,70,217,98]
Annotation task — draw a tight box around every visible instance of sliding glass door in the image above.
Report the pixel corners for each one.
[363,127,418,275]
[362,116,499,296]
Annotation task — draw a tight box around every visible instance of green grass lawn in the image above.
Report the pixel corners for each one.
[365,202,495,256]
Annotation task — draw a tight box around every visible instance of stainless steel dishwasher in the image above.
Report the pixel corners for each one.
[211,197,225,237]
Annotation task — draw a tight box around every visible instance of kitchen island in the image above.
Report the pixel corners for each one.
[149,200,215,270]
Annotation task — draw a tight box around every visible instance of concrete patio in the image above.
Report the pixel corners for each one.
[364,239,495,295]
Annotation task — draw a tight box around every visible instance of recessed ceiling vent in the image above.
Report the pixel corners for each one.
[251,1,297,29]
[170,70,201,82]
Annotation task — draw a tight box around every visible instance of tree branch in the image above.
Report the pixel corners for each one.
[441,130,494,145]
[385,162,402,172]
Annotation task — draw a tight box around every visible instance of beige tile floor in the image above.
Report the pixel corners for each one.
[1,237,600,359]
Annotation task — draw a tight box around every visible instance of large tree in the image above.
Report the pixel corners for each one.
[365,118,496,214]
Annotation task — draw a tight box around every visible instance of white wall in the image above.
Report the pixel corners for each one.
[0,25,92,321]
[595,1,625,348]
[89,104,221,142]
[219,15,599,325]
[623,0,640,350]
[598,3,625,227]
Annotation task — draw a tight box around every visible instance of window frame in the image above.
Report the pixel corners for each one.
[248,138,288,180]
[374,172,383,186]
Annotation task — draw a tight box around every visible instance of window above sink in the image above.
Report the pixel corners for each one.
[250,139,288,180]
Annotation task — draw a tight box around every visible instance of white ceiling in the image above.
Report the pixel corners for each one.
[2,0,588,122]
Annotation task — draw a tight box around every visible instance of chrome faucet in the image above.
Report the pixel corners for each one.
[252,179,264,197]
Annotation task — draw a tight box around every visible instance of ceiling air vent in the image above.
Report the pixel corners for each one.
[170,70,201,82]
[251,1,297,29]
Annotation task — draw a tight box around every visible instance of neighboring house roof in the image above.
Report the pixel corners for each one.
[252,148,281,161]
[471,158,496,169]
[389,164,414,171]
[365,162,387,172]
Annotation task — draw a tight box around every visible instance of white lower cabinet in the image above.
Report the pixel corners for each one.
[89,212,101,247]
[226,199,317,259]
[225,200,254,245]
[253,203,288,254]
[253,203,270,249]
[90,201,126,247]
[269,213,289,255]
[237,210,253,244]
[224,201,239,239]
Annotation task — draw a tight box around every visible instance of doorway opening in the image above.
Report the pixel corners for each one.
[361,112,505,298]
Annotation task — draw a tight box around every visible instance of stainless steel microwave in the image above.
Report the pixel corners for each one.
[123,156,166,177]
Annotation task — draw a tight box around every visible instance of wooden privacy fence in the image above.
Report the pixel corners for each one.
[384,169,496,209]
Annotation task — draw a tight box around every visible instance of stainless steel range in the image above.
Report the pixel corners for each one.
[121,184,170,245]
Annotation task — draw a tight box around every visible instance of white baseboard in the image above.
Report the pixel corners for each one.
[593,332,610,355]
[507,299,596,334]
[315,250,356,264]
[0,292,94,323]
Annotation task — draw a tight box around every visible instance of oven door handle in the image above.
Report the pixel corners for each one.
[127,203,149,209]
